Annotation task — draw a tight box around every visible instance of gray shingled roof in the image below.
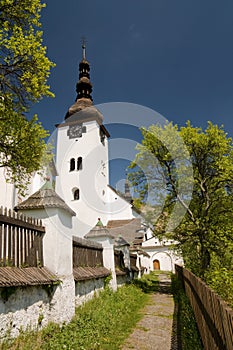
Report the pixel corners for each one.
[107,218,143,245]
[15,185,76,216]
[85,224,114,239]
[114,236,130,247]
[73,236,103,249]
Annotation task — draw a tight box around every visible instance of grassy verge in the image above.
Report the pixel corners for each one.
[131,271,159,293]
[171,274,203,350]
[1,272,203,350]
[0,284,149,350]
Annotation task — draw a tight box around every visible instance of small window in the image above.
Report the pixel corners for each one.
[100,129,105,144]
[70,158,75,171]
[74,188,80,200]
[77,157,82,170]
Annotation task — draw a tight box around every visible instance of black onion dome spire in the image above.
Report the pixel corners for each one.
[76,41,93,101]
[65,40,93,119]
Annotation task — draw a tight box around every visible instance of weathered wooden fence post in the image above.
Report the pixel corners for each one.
[175,264,233,350]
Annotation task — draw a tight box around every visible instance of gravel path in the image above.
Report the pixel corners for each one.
[121,273,177,350]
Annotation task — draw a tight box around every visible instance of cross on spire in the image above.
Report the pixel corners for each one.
[64,38,93,119]
[82,37,86,60]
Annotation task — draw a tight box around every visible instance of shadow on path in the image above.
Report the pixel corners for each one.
[157,273,180,350]
[170,298,181,350]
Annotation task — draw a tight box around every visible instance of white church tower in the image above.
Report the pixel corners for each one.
[55,43,133,236]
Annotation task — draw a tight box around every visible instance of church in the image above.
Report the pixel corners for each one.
[55,42,135,236]
[0,43,182,273]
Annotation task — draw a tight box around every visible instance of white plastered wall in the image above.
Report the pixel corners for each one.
[0,167,17,209]
[16,207,76,324]
[142,236,183,272]
[55,120,134,237]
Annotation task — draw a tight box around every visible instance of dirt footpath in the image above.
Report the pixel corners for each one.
[121,273,177,350]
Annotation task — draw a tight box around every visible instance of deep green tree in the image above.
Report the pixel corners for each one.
[0,0,54,193]
[129,121,233,279]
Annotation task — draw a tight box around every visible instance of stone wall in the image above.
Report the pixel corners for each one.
[75,278,105,306]
[116,274,129,287]
[0,284,56,338]
[0,275,103,339]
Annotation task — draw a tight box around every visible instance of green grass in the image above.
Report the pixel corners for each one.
[1,272,204,350]
[171,274,204,350]
[131,271,159,293]
[0,284,149,350]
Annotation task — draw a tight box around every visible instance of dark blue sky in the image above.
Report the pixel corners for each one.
[30,0,233,187]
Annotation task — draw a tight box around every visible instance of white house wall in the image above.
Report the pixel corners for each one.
[142,236,183,272]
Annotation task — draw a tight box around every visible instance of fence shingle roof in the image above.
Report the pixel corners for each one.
[15,187,76,216]
[0,267,59,287]
[73,266,110,281]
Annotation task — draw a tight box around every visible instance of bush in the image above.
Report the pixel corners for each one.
[205,268,233,308]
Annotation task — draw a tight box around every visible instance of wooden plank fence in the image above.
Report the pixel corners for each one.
[73,237,103,267]
[114,250,125,270]
[175,264,233,350]
[130,253,138,272]
[0,207,45,268]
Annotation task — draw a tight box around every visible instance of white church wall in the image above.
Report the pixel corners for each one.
[0,167,17,209]
[56,120,111,237]
[0,167,50,211]
[56,120,109,198]
[55,118,135,238]
[106,187,134,223]
[26,172,46,197]
[142,236,179,249]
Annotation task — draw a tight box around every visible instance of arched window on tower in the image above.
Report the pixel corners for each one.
[70,158,75,171]
[77,157,83,170]
[73,188,80,200]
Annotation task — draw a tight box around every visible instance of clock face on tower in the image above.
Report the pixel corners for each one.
[68,124,83,139]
